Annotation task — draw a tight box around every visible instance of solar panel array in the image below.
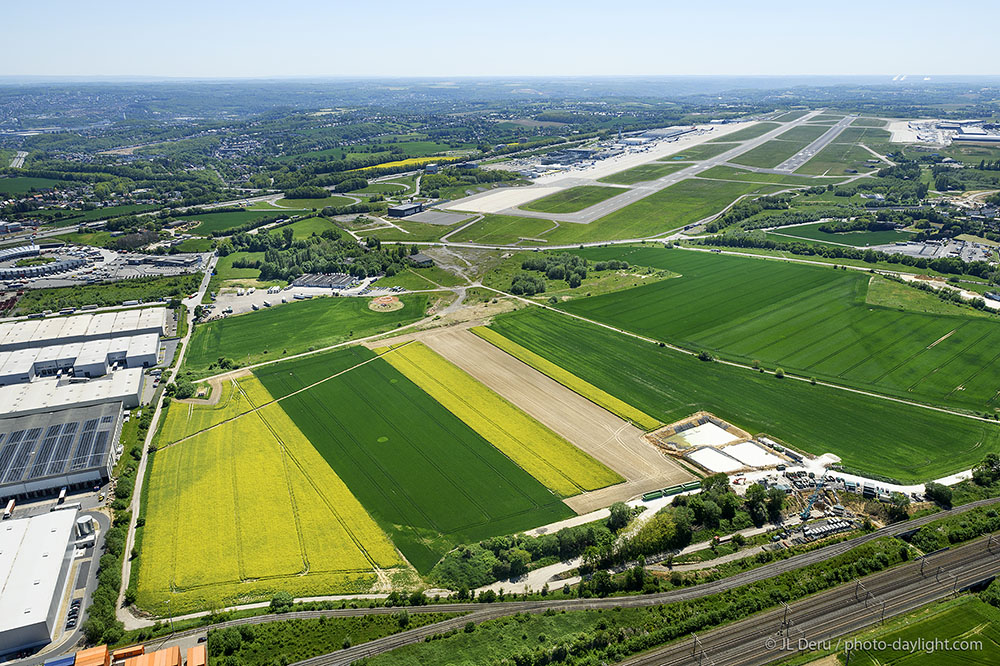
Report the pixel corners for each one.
[0,404,120,487]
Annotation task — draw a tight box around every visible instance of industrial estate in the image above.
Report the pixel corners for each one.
[3,72,1000,666]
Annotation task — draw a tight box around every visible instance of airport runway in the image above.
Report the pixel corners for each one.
[774,114,855,172]
[444,110,825,225]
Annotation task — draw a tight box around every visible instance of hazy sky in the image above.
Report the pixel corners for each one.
[5,0,998,78]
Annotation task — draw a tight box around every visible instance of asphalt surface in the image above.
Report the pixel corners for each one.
[774,115,855,172]
[447,112,824,225]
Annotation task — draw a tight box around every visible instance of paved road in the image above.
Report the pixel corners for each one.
[116,254,217,627]
[445,112,825,225]
[9,150,27,168]
[774,115,855,172]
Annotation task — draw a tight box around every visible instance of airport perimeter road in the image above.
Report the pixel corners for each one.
[774,114,855,172]
[619,535,1000,666]
[450,111,825,225]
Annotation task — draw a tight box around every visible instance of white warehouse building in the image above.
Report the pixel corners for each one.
[0,333,159,385]
[0,510,78,656]
[0,307,166,353]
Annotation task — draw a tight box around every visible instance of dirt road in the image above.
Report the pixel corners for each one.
[420,328,692,512]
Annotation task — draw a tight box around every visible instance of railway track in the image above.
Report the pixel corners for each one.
[619,535,1000,666]
[128,498,1000,666]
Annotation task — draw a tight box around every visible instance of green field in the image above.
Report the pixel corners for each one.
[809,114,845,122]
[866,275,993,319]
[661,142,738,161]
[487,306,1000,482]
[598,162,688,185]
[137,376,402,612]
[269,217,340,239]
[274,195,355,209]
[709,123,780,142]
[0,176,63,194]
[558,247,1000,416]
[532,180,783,243]
[519,185,626,214]
[447,214,557,245]
[796,142,883,175]
[179,210,290,235]
[184,294,427,376]
[173,237,215,252]
[776,124,830,143]
[851,117,888,127]
[255,348,575,572]
[835,127,892,144]
[362,218,464,242]
[382,342,623,496]
[32,203,159,227]
[824,596,1000,665]
[774,110,810,121]
[765,221,915,246]
[729,139,810,169]
[697,166,835,187]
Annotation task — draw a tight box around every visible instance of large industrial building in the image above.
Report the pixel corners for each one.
[0,510,78,656]
[0,308,165,501]
[0,308,166,352]
[0,402,123,498]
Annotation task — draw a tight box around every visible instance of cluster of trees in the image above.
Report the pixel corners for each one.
[8,159,231,206]
[593,259,630,271]
[332,177,367,193]
[880,273,990,311]
[520,253,589,287]
[509,272,547,296]
[283,185,329,199]
[14,273,201,315]
[82,409,154,643]
[709,205,854,234]
[462,539,909,665]
[910,504,1000,554]
[226,227,412,282]
[624,475,784,564]
[421,167,520,199]
[700,232,996,279]
[817,218,898,234]
[706,194,794,232]
[432,503,636,590]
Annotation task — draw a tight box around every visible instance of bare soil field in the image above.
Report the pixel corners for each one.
[418,328,693,512]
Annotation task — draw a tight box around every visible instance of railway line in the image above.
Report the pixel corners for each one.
[620,534,1000,666]
[106,496,1000,666]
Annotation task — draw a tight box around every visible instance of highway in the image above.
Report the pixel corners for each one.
[8,150,27,168]
[444,111,826,225]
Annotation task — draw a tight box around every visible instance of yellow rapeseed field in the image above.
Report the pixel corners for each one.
[471,327,661,430]
[157,375,267,445]
[136,377,402,613]
[382,342,622,497]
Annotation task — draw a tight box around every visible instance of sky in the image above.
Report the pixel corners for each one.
[5,0,998,79]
